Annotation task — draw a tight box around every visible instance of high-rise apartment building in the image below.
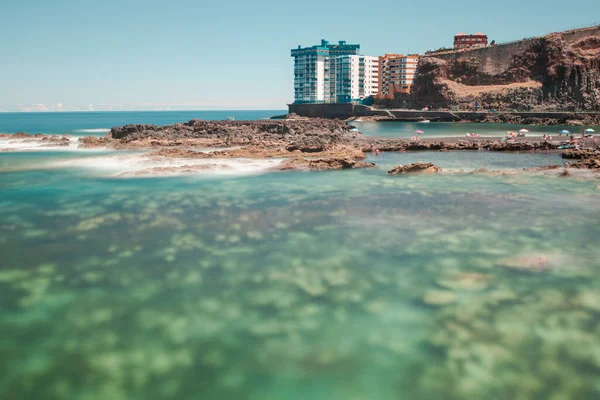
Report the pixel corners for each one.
[291,40,360,104]
[378,54,419,97]
[335,55,379,103]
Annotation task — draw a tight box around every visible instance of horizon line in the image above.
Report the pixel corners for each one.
[0,108,288,114]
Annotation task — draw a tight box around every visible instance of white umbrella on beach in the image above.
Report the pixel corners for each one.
[585,128,595,133]
[519,129,529,133]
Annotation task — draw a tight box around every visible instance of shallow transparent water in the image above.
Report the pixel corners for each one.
[1,150,600,400]
[353,121,600,138]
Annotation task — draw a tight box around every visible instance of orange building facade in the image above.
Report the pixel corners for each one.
[453,32,488,49]
[377,53,419,97]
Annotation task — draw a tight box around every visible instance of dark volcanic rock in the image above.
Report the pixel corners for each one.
[562,148,600,169]
[524,165,562,171]
[565,158,600,169]
[562,149,599,159]
[286,138,325,153]
[359,138,567,152]
[108,119,359,150]
[388,162,441,174]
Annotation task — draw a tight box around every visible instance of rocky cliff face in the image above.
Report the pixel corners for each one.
[383,27,600,111]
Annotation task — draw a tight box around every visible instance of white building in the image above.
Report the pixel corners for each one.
[291,40,379,104]
[335,55,379,103]
[292,40,361,104]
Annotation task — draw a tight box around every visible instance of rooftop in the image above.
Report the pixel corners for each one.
[291,39,360,55]
[455,32,488,37]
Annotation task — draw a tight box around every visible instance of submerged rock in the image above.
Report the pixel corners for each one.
[437,273,488,290]
[275,157,376,171]
[78,136,109,148]
[558,169,572,177]
[501,255,550,272]
[423,290,457,305]
[150,148,211,158]
[118,164,232,177]
[388,162,441,175]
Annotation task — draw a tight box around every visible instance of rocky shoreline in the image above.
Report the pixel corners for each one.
[3,119,600,174]
[347,113,600,126]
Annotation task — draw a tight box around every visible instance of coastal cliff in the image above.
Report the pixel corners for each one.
[378,25,600,112]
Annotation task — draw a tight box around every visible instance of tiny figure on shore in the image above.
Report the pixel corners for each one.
[370,144,380,156]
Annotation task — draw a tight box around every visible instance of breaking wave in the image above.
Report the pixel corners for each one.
[46,152,282,178]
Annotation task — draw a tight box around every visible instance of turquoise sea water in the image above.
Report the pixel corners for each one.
[0,110,286,136]
[351,121,600,138]
[1,112,600,399]
[1,110,598,139]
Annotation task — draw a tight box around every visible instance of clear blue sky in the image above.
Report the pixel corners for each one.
[1,0,598,111]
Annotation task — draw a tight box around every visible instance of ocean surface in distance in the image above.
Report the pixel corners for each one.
[0,110,286,135]
[1,110,598,139]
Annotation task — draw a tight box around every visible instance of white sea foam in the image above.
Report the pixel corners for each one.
[45,152,282,177]
[0,137,76,152]
[0,137,112,152]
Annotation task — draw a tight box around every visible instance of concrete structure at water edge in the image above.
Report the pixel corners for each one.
[291,40,379,104]
[378,54,419,97]
[287,103,600,124]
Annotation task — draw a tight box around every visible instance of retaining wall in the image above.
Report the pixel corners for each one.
[288,103,600,122]
[431,25,600,75]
